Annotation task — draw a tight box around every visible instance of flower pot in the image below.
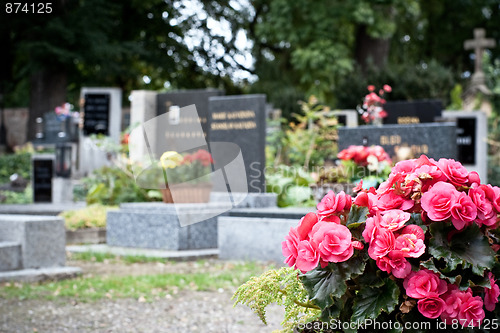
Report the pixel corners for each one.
[161,183,212,203]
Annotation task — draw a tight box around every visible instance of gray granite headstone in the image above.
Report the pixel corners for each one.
[338,123,458,160]
[208,94,266,193]
[442,111,488,182]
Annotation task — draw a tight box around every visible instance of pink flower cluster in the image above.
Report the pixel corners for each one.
[337,145,391,167]
[403,269,500,325]
[355,155,499,231]
[282,191,362,273]
[359,84,391,124]
[363,211,424,279]
[353,155,500,324]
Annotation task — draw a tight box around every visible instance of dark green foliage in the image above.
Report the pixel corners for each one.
[0,152,31,183]
[81,166,161,205]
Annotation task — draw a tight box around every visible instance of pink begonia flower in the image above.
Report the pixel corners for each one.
[469,186,497,227]
[458,295,485,326]
[391,158,418,175]
[420,181,460,221]
[468,171,481,186]
[311,222,354,263]
[376,256,391,274]
[383,84,392,92]
[440,285,463,322]
[316,191,352,218]
[295,240,320,273]
[398,225,425,241]
[482,184,500,214]
[296,213,319,240]
[450,192,477,230]
[403,269,447,299]
[485,272,500,312]
[367,85,375,92]
[354,190,378,214]
[380,209,410,231]
[387,250,412,278]
[368,226,395,260]
[437,158,470,187]
[353,180,363,193]
[362,212,384,243]
[394,233,425,258]
[376,190,414,211]
[321,215,341,223]
[282,227,300,267]
[418,297,446,319]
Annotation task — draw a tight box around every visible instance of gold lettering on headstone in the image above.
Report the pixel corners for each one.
[212,112,227,120]
[397,117,420,124]
[210,110,257,131]
[380,135,402,145]
[210,121,257,131]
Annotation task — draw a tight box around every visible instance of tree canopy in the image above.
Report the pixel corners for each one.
[1,0,499,121]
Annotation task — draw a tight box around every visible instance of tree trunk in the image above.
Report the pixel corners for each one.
[28,70,67,140]
[354,25,391,72]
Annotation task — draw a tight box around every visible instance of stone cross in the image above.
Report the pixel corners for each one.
[463,28,496,89]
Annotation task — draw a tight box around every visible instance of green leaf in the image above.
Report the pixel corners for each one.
[300,255,366,309]
[346,205,369,229]
[351,278,400,323]
[420,258,461,284]
[429,222,495,276]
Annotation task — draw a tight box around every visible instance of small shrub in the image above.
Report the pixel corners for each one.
[60,204,117,230]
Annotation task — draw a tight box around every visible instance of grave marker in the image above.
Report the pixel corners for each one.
[32,155,54,203]
[442,111,488,182]
[156,89,224,140]
[383,100,442,124]
[338,123,457,161]
[208,94,266,193]
[334,110,358,127]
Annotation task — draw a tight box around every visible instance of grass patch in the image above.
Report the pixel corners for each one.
[68,251,118,263]
[0,261,273,302]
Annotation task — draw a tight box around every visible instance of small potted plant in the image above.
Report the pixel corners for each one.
[159,149,214,203]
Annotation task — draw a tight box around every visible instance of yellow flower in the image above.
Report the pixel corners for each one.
[160,151,183,169]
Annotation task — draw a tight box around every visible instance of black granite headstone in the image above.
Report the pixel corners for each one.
[383,100,443,125]
[32,156,53,202]
[156,89,224,140]
[338,123,458,161]
[83,93,110,136]
[456,118,476,165]
[208,95,266,193]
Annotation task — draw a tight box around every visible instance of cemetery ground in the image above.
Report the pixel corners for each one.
[0,253,284,332]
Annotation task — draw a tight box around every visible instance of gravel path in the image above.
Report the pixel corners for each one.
[0,258,286,333]
[0,290,284,333]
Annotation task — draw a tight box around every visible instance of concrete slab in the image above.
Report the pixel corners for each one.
[0,266,81,283]
[66,244,219,261]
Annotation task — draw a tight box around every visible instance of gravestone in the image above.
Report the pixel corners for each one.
[334,110,358,127]
[83,93,110,136]
[78,87,122,176]
[208,94,266,193]
[32,155,54,203]
[442,111,488,182]
[383,100,443,125]
[156,89,224,140]
[338,123,458,161]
